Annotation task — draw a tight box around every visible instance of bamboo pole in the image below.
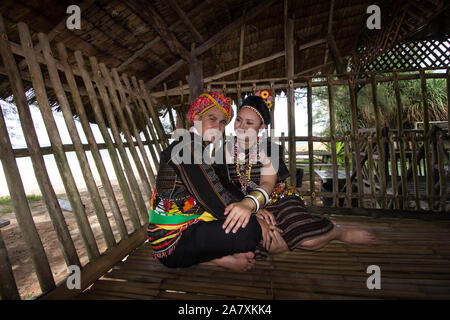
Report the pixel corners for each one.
[139,79,168,148]
[419,70,434,210]
[269,82,275,137]
[370,73,387,208]
[307,79,315,205]
[389,133,400,210]
[0,108,55,294]
[39,33,116,250]
[393,72,408,210]
[88,56,149,224]
[344,135,352,208]
[410,133,421,211]
[0,17,80,278]
[348,78,364,208]
[110,67,156,192]
[164,82,176,132]
[57,43,129,241]
[123,74,160,169]
[327,76,338,207]
[18,22,100,261]
[281,132,286,163]
[132,76,162,157]
[0,221,20,299]
[74,51,142,231]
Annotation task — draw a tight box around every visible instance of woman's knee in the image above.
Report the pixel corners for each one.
[234,216,262,250]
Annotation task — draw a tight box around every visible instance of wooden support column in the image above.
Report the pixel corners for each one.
[326,33,345,75]
[188,48,204,102]
[286,17,296,187]
[327,75,338,207]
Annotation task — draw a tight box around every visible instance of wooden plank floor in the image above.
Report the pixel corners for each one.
[77,215,450,300]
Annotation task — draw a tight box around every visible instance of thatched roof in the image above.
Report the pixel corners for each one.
[0,0,448,113]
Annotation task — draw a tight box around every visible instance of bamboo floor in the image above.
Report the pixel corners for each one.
[77,214,450,300]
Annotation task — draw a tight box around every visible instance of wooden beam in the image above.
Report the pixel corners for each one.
[238,24,245,82]
[299,38,326,51]
[126,0,190,60]
[117,36,161,72]
[326,33,345,74]
[145,0,276,89]
[187,47,204,101]
[167,0,204,43]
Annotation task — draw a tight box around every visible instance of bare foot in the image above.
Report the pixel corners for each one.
[212,252,256,271]
[339,228,378,245]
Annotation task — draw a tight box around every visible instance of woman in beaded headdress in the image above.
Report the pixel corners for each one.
[147,91,278,271]
[219,90,378,258]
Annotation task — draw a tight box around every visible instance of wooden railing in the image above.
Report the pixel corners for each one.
[0,17,167,299]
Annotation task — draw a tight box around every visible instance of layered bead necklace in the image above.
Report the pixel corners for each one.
[234,136,260,194]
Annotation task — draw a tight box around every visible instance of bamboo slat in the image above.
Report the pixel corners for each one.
[437,133,447,212]
[57,43,128,241]
[367,135,377,208]
[89,56,149,226]
[0,17,80,281]
[388,134,400,209]
[74,51,142,232]
[123,75,159,170]
[139,80,168,149]
[344,135,352,208]
[113,71,157,190]
[0,23,57,295]
[98,63,153,203]
[18,23,100,261]
[39,33,116,250]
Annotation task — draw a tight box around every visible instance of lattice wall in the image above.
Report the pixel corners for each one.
[359,39,450,72]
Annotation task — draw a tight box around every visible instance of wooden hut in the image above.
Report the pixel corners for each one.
[0,0,449,300]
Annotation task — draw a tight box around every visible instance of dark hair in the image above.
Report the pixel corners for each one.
[239,95,271,125]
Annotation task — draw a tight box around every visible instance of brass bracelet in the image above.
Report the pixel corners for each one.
[244,195,259,213]
[249,190,266,209]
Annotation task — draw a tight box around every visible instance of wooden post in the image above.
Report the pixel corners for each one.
[389,133,400,210]
[420,70,434,210]
[0,219,20,299]
[39,33,116,250]
[18,22,100,261]
[411,133,421,210]
[344,135,352,208]
[74,51,142,231]
[270,82,275,137]
[370,73,387,208]
[327,76,338,207]
[286,18,296,188]
[393,72,408,210]
[367,135,377,208]
[57,43,129,241]
[307,79,315,205]
[187,47,204,102]
[164,82,176,131]
[0,17,80,279]
[437,132,446,212]
[348,78,364,207]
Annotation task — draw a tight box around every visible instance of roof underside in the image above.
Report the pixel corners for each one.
[0,0,449,110]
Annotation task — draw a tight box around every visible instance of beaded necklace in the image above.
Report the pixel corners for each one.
[234,136,259,193]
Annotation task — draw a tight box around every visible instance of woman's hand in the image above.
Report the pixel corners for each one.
[256,217,283,250]
[255,208,276,225]
[223,198,254,234]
